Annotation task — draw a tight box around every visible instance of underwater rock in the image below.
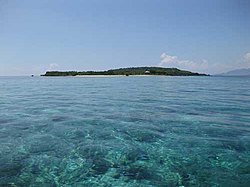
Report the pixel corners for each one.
[0,132,9,139]
[0,118,13,124]
[92,157,111,174]
[29,143,55,154]
[123,163,152,180]
[221,140,246,152]
[0,182,19,187]
[30,181,57,187]
[94,129,115,140]
[125,148,149,162]
[204,127,242,139]
[127,129,161,142]
[78,144,108,159]
[238,164,250,174]
[240,135,250,151]
[111,171,121,179]
[27,134,65,155]
[51,116,68,122]
[0,160,22,177]
[77,144,111,175]
[66,129,88,141]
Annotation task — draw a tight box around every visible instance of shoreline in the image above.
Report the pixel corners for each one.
[42,74,209,77]
[75,75,163,77]
[75,75,125,77]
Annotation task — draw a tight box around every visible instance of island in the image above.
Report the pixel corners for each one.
[41,67,209,76]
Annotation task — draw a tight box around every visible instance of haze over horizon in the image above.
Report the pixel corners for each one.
[0,0,250,76]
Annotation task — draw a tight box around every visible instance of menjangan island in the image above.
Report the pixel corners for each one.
[41,67,209,76]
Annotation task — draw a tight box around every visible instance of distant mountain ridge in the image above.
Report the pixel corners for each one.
[220,68,250,76]
[42,67,209,76]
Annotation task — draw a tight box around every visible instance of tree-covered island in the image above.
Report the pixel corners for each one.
[42,67,209,76]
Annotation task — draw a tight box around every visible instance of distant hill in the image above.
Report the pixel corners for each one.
[42,67,209,76]
[220,68,250,76]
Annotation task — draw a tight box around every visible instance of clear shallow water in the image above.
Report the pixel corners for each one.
[0,76,250,187]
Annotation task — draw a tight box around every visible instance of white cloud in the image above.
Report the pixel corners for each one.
[159,52,250,74]
[159,53,179,65]
[244,52,250,63]
[48,63,59,70]
[159,53,208,73]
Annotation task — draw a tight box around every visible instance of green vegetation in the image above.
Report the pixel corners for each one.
[42,67,209,76]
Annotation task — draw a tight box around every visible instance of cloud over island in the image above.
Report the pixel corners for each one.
[244,52,250,63]
[159,53,209,73]
[159,52,250,74]
[48,63,59,71]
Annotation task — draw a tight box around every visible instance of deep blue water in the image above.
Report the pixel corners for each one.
[0,76,250,187]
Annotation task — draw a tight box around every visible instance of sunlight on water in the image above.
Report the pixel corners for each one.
[0,76,250,186]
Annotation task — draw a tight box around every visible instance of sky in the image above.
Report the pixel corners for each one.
[0,0,250,75]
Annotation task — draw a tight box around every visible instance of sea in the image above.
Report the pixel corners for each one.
[0,76,250,187]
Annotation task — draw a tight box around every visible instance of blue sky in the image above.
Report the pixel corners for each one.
[0,0,250,75]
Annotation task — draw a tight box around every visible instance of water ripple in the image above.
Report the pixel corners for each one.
[0,76,249,186]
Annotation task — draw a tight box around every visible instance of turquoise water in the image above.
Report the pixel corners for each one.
[0,76,250,187]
